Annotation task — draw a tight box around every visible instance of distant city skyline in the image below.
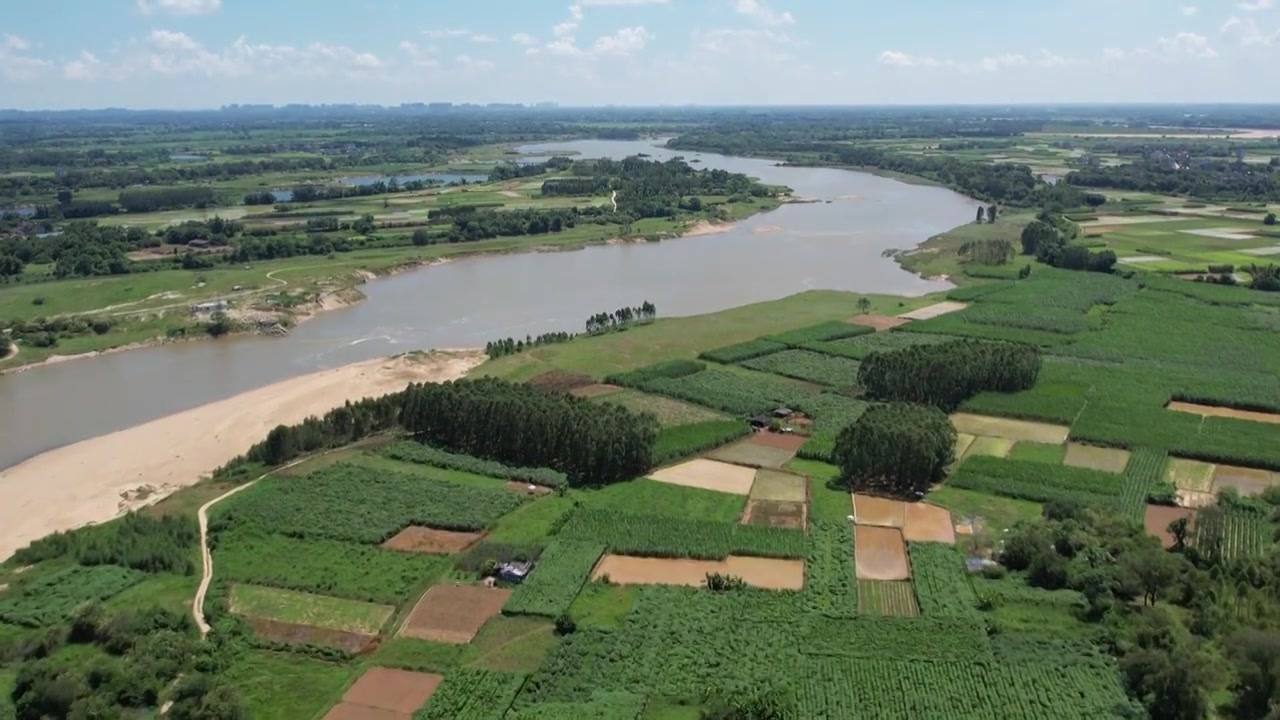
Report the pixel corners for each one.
[1,0,1277,109]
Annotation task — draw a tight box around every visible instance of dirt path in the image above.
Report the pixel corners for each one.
[610,190,618,212]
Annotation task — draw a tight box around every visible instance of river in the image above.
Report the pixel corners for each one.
[0,139,976,470]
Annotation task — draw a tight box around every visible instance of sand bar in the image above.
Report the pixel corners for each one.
[0,350,484,561]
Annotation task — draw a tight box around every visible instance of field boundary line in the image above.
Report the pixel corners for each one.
[191,454,316,637]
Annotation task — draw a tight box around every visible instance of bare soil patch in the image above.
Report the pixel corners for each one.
[750,469,808,503]
[951,413,1070,444]
[505,481,555,496]
[1212,464,1280,496]
[1168,401,1280,425]
[528,370,595,394]
[902,503,956,545]
[707,441,796,469]
[650,459,756,495]
[342,667,443,715]
[852,494,906,528]
[1177,490,1217,509]
[246,617,376,653]
[1063,443,1131,474]
[847,314,910,331]
[568,383,623,398]
[747,432,808,451]
[897,302,968,321]
[742,500,806,530]
[1181,228,1256,241]
[399,584,511,644]
[382,527,484,555]
[590,554,804,590]
[854,526,910,581]
[322,703,407,720]
[1145,505,1196,549]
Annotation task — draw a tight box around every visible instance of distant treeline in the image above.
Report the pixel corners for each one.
[489,156,573,181]
[1067,160,1280,202]
[541,156,776,219]
[485,302,657,359]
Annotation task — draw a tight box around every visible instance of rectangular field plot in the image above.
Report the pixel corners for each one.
[706,441,797,469]
[747,431,808,451]
[211,463,527,544]
[1063,443,1131,474]
[230,584,393,635]
[567,383,622,398]
[965,436,1015,459]
[382,527,484,555]
[951,413,1071,444]
[1167,400,1280,425]
[1167,458,1216,492]
[1007,441,1066,464]
[742,499,807,530]
[856,581,920,617]
[330,667,443,717]
[1212,464,1280,496]
[750,469,808,502]
[852,494,905,528]
[847,314,910,331]
[593,388,726,426]
[902,503,956,545]
[740,349,863,387]
[854,526,910,581]
[399,585,512,644]
[1196,509,1271,560]
[1145,505,1196,549]
[897,301,968,320]
[650,459,755,495]
[590,554,805,590]
[245,617,379,653]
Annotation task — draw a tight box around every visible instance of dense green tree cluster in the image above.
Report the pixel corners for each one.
[586,302,656,334]
[118,186,216,213]
[1068,159,1280,201]
[11,513,198,574]
[0,222,156,279]
[400,378,658,485]
[858,339,1040,411]
[243,395,402,466]
[443,206,581,242]
[488,156,573,181]
[3,314,115,349]
[541,156,773,219]
[1021,214,1117,274]
[958,238,1016,265]
[834,402,955,495]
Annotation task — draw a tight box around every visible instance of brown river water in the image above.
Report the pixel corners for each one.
[0,139,977,469]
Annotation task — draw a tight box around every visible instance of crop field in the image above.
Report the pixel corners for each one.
[856,581,920,617]
[1081,215,1280,272]
[801,330,958,360]
[852,495,905,528]
[1063,443,1132,473]
[1121,448,1169,519]
[640,368,812,416]
[1167,457,1216,492]
[229,584,394,634]
[951,414,1071,444]
[1007,441,1067,464]
[652,419,750,466]
[504,541,604,617]
[211,463,528,543]
[380,442,567,488]
[579,478,745,524]
[591,554,806,590]
[327,667,443,718]
[706,439,797,468]
[740,349,862,387]
[750,469,808,503]
[1197,509,1272,560]
[557,508,807,559]
[854,526,911,581]
[964,436,1015,459]
[765,320,874,346]
[909,544,979,618]
[400,584,512,644]
[698,338,789,363]
[949,456,1124,509]
[416,668,526,719]
[383,527,485,554]
[592,388,727,426]
[0,565,145,627]
[649,458,757,495]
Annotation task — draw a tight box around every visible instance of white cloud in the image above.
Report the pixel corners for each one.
[0,34,50,82]
[3,35,30,52]
[593,26,651,55]
[1152,31,1218,59]
[512,33,537,46]
[135,0,221,16]
[878,50,944,68]
[1221,16,1280,45]
[696,28,794,59]
[62,51,103,80]
[879,49,1061,73]
[735,0,795,26]
[1238,0,1273,11]
[1182,6,1199,16]
[470,34,497,44]
[455,54,495,71]
[399,41,440,67]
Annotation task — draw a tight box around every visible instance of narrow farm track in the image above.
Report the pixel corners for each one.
[192,455,312,636]
[610,190,618,212]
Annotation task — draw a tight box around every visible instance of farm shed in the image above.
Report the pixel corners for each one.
[497,561,533,583]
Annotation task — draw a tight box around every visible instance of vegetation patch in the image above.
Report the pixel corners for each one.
[504,540,604,617]
[211,463,528,543]
[742,500,807,530]
[590,554,805,590]
[740,349,862,387]
[380,442,568,488]
[0,565,145,627]
[1007,441,1066,464]
[1063,443,1131,473]
[965,435,1015,458]
[803,330,958,360]
[948,456,1124,508]
[765,320,874,346]
[706,440,797,469]
[579,478,746,524]
[856,581,920,617]
[908,543,978,617]
[416,668,525,720]
[558,508,806,559]
[651,419,751,466]
[230,584,393,635]
[567,582,638,631]
[461,615,557,674]
[593,387,727,426]
[951,413,1070,444]
[698,338,788,363]
[400,584,512,644]
[750,469,808,503]
[1166,457,1217,493]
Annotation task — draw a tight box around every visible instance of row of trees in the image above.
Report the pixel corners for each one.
[400,378,657,485]
[834,403,956,496]
[245,395,402,467]
[858,339,1041,411]
[585,302,656,334]
[485,332,574,359]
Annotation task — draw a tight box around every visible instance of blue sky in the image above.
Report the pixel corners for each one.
[0,0,1277,109]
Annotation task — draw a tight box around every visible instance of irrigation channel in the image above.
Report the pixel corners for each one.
[0,139,975,470]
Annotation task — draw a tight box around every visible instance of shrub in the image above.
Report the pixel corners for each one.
[834,403,955,496]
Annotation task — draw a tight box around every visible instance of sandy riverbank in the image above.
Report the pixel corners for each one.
[0,349,485,561]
